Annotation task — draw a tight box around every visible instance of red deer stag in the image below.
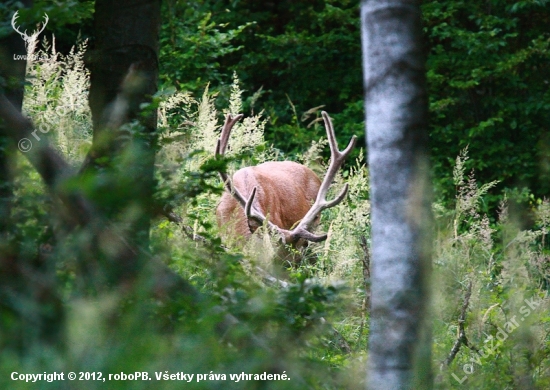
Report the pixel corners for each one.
[215,111,357,249]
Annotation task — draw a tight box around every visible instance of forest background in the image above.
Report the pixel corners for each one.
[4,0,548,209]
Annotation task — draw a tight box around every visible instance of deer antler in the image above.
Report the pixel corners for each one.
[216,111,357,245]
[11,11,27,39]
[215,113,246,206]
[10,11,49,43]
[285,111,357,242]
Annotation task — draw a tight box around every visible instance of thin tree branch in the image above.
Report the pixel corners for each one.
[332,326,353,354]
[360,234,371,304]
[0,94,95,226]
[161,206,211,245]
[442,280,478,368]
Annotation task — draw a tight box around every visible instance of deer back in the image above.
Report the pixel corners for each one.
[216,161,321,239]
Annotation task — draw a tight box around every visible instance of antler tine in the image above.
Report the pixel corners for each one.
[288,226,328,243]
[244,186,278,232]
[215,113,248,207]
[216,113,243,157]
[244,187,259,223]
[324,183,349,209]
[246,187,299,242]
[288,111,357,243]
[317,111,357,198]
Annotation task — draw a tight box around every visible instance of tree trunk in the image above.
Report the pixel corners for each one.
[84,0,161,282]
[361,1,432,389]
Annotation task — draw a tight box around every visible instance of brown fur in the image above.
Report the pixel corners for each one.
[216,161,321,242]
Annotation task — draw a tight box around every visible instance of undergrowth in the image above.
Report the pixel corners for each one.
[2,38,549,390]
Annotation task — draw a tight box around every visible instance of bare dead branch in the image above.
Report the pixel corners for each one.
[332,326,353,355]
[0,94,95,226]
[442,280,478,368]
[161,206,212,245]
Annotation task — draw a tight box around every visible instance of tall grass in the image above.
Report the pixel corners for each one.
[432,149,550,388]
[4,37,549,390]
[23,37,92,162]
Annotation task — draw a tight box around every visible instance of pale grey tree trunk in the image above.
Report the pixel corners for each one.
[361,1,432,389]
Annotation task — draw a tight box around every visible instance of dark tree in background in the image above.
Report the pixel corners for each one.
[0,0,30,261]
[82,0,161,283]
[361,0,432,388]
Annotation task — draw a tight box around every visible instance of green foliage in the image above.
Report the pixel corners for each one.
[158,0,550,212]
[422,0,550,204]
[3,38,90,262]
[159,2,253,92]
[158,0,364,158]
[433,149,550,389]
[150,75,373,387]
[0,1,94,41]
[23,38,92,162]
[218,0,363,140]
[4,4,550,387]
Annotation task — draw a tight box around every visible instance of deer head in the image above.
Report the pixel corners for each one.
[215,111,357,250]
[11,11,49,49]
